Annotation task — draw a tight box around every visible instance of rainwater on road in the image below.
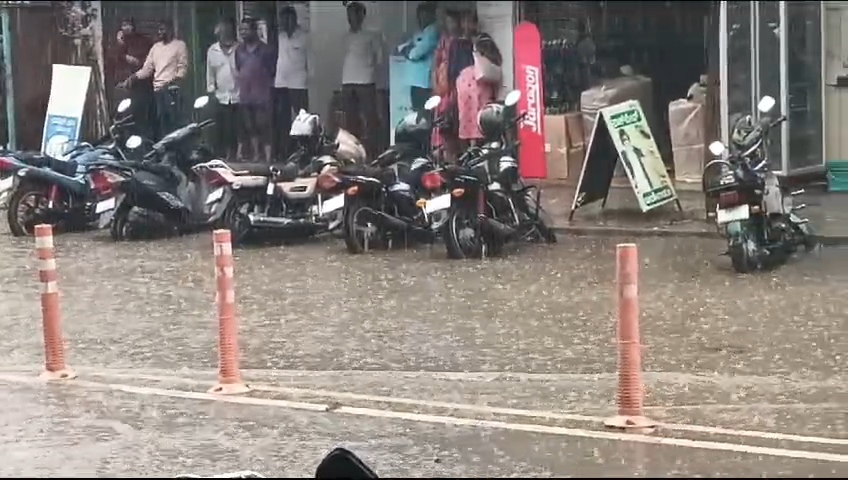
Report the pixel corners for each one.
[0,221,845,477]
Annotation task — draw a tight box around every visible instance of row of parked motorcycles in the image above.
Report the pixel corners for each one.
[0,89,556,259]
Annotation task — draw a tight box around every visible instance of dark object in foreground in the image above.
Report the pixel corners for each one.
[175,447,378,479]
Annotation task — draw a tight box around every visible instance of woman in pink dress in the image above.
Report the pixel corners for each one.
[455,10,502,146]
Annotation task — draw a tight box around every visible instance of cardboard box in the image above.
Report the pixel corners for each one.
[544,115,569,180]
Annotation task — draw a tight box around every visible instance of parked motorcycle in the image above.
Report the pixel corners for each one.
[221,109,365,245]
[2,98,143,236]
[316,95,450,253]
[441,90,557,259]
[109,95,227,241]
[703,95,816,273]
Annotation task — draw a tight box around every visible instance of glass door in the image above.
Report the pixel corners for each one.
[785,1,824,171]
[722,1,754,146]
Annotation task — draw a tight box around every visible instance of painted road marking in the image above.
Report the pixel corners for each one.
[0,373,845,463]
[89,371,848,447]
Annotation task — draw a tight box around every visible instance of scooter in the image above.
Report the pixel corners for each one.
[109,95,228,241]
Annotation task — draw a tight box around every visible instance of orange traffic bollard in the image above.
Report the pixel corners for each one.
[208,229,250,395]
[34,224,76,381]
[604,243,656,432]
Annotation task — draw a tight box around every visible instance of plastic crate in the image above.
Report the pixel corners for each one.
[827,161,848,192]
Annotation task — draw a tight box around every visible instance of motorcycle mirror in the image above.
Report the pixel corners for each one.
[424,95,441,111]
[193,95,210,110]
[708,140,726,157]
[757,95,776,114]
[504,90,522,107]
[116,98,132,114]
[125,135,143,150]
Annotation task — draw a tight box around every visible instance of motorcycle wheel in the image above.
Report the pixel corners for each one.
[7,184,51,237]
[728,236,759,274]
[110,203,133,242]
[443,207,497,259]
[224,198,255,246]
[523,192,557,244]
[343,202,387,254]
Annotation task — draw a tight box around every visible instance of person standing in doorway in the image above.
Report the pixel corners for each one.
[121,20,189,141]
[397,1,439,110]
[206,18,240,161]
[273,6,311,161]
[455,10,501,147]
[109,18,153,138]
[236,17,276,163]
[341,1,383,157]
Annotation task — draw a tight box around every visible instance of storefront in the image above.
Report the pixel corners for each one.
[720,1,824,177]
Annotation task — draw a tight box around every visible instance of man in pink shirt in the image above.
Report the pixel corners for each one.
[121,21,189,140]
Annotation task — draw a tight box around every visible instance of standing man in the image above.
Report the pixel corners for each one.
[207,18,240,161]
[109,18,153,137]
[236,17,276,163]
[121,20,188,141]
[397,2,439,110]
[273,6,311,161]
[341,1,383,157]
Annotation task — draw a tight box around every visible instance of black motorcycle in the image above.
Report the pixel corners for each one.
[3,97,146,236]
[318,95,449,253]
[109,95,227,241]
[441,90,557,260]
[702,95,816,273]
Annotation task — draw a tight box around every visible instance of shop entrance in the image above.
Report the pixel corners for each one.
[722,1,824,176]
[522,1,716,175]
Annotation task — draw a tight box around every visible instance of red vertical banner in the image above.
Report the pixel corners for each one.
[514,21,546,179]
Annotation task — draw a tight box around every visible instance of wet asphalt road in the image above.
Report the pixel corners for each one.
[0,221,846,477]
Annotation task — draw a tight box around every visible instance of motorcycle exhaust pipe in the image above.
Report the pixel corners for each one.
[790,189,805,196]
[479,215,516,238]
[248,213,310,229]
[360,207,434,241]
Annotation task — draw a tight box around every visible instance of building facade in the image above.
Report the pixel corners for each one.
[0,0,836,184]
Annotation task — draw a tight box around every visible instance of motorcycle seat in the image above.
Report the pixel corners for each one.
[227,162,289,177]
[338,164,384,179]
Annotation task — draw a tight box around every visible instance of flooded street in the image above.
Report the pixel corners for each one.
[0,222,845,476]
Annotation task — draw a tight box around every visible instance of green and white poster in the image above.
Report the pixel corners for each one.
[569,99,679,219]
[604,100,677,211]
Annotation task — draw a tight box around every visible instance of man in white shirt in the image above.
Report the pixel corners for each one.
[273,6,310,160]
[206,18,240,160]
[340,1,383,156]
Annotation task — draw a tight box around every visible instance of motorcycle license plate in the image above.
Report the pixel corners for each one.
[716,205,750,225]
[95,196,116,214]
[424,193,451,214]
[266,182,275,195]
[206,187,224,205]
[322,194,344,213]
[0,175,13,194]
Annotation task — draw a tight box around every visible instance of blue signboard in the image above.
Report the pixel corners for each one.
[41,114,80,159]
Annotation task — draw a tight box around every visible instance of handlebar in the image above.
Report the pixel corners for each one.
[769,115,787,128]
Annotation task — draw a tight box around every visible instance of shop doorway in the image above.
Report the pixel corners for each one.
[722,1,824,176]
[522,1,716,169]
